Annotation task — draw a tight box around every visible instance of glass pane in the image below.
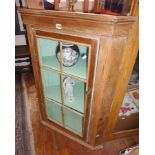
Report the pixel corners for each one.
[62,76,86,113]
[114,55,139,132]
[56,42,88,80]
[102,0,132,16]
[64,108,83,136]
[37,38,60,71]
[41,69,62,103]
[45,99,62,125]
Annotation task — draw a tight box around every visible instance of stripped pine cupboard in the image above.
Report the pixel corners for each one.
[19,7,138,149]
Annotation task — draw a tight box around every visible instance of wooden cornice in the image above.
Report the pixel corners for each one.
[18,8,136,24]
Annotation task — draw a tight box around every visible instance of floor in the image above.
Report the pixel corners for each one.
[15,74,34,155]
[16,72,139,155]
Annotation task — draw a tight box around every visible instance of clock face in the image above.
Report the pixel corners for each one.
[56,43,80,67]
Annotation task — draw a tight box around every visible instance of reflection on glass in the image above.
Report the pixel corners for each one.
[38,38,60,71]
[63,76,85,113]
[41,69,62,103]
[64,107,83,136]
[45,99,62,125]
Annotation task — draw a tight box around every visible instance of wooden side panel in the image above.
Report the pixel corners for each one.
[95,2,139,144]
[27,0,44,9]
[88,35,127,145]
[92,0,139,145]
[26,25,48,122]
[87,36,111,145]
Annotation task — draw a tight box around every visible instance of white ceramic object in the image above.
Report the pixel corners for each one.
[56,43,80,67]
[63,77,75,102]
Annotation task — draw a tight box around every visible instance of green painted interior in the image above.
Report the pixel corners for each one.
[41,69,62,103]
[62,44,88,80]
[64,108,83,136]
[63,76,85,113]
[45,99,63,125]
[38,38,60,71]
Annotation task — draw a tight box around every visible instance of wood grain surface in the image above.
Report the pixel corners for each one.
[21,72,139,155]
[19,8,138,146]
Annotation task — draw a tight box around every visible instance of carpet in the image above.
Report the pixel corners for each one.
[15,73,35,155]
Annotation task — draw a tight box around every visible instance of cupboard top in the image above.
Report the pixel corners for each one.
[18,8,137,36]
[18,8,136,23]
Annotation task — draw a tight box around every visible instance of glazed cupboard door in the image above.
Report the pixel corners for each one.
[34,30,98,139]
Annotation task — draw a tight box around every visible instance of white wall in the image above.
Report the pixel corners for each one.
[15,0,27,46]
[15,35,26,46]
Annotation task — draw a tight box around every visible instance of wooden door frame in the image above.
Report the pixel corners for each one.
[27,26,99,142]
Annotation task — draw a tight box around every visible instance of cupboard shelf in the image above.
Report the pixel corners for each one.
[41,66,87,83]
